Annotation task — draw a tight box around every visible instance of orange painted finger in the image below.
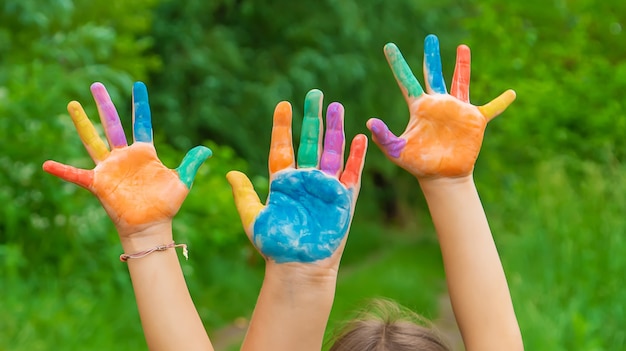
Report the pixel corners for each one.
[268,101,295,175]
[450,45,471,103]
[226,171,265,234]
[478,89,517,121]
[340,134,368,188]
[42,160,94,189]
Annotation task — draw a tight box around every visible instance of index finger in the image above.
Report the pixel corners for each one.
[67,101,110,163]
[423,34,447,94]
[91,82,127,149]
[384,43,424,101]
[269,101,295,175]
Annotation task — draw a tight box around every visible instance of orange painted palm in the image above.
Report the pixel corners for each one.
[43,82,211,237]
[367,35,516,178]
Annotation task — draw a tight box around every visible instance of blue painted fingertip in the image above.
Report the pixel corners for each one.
[424,34,447,94]
[133,81,153,142]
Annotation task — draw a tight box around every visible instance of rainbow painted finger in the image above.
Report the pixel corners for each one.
[176,146,213,189]
[132,82,153,143]
[42,161,94,189]
[269,101,295,175]
[423,34,447,94]
[451,45,471,103]
[478,89,517,121]
[366,118,405,159]
[320,102,346,177]
[91,82,127,149]
[384,43,424,100]
[67,101,110,163]
[339,134,367,188]
[297,89,323,168]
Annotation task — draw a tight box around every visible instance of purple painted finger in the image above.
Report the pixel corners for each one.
[320,102,345,177]
[90,82,127,148]
[366,118,406,158]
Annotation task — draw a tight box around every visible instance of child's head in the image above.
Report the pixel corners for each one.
[328,298,450,351]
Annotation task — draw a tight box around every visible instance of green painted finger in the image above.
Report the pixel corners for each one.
[297,89,323,168]
[176,145,212,188]
[384,43,424,99]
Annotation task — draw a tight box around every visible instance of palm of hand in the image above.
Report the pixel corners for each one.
[400,94,486,177]
[370,36,515,179]
[93,143,188,230]
[252,169,352,263]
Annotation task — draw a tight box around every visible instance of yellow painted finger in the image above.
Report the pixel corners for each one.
[478,89,516,122]
[226,171,265,234]
[67,101,109,163]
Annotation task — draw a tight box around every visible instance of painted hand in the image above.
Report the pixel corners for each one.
[42,82,211,237]
[227,90,367,264]
[368,34,516,178]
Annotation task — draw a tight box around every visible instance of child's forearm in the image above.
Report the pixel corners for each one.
[419,176,523,351]
[122,222,213,351]
[241,262,338,351]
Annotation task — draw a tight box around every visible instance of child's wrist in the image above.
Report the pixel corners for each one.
[119,221,175,254]
[418,174,475,194]
[265,261,339,287]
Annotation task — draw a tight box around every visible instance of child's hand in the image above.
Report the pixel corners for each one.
[227,89,367,267]
[367,34,516,179]
[43,82,211,238]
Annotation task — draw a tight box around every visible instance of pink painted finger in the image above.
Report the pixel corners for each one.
[450,45,471,102]
[320,102,345,177]
[42,160,94,189]
[90,82,127,149]
[366,118,406,158]
[340,134,368,189]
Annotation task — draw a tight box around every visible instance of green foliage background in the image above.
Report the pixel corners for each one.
[1,0,625,350]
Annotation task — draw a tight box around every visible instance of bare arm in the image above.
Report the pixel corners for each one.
[121,223,214,351]
[420,176,522,350]
[43,82,213,351]
[367,35,523,350]
[241,263,338,350]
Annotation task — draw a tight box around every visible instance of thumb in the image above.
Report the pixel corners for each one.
[366,118,406,159]
[42,160,94,189]
[478,89,516,122]
[226,171,264,235]
[175,146,212,188]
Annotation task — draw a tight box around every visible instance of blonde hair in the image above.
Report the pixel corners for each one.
[327,298,451,351]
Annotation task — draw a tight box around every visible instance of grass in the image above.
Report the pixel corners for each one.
[479,158,626,350]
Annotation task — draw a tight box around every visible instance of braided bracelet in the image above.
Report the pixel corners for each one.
[120,241,188,262]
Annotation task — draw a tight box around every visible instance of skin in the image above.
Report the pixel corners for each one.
[42,82,214,351]
[367,35,524,350]
[227,89,367,351]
